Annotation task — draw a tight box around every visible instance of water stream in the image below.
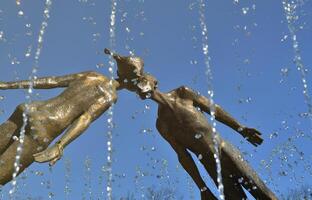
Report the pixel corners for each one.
[198,0,225,199]
[9,0,52,197]
[282,0,312,125]
[64,158,72,199]
[106,0,117,199]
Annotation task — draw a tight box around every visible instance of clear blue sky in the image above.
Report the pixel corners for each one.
[0,0,312,199]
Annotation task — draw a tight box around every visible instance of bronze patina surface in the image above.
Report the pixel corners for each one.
[0,50,277,200]
[132,74,277,199]
[0,71,119,185]
[0,49,143,185]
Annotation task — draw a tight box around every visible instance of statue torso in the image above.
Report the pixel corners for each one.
[26,72,117,141]
[156,89,214,151]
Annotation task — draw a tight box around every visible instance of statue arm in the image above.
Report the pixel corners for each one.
[33,95,116,165]
[177,86,263,146]
[0,71,94,90]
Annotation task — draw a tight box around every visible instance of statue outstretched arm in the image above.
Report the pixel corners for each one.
[33,95,116,165]
[0,71,94,90]
[177,86,263,146]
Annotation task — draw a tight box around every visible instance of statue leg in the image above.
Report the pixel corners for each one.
[0,135,40,186]
[197,131,247,199]
[0,106,25,155]
[199,153,247,200]
[0,121,18,155]
[221,140,277,200]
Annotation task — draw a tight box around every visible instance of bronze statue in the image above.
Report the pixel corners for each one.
[0,49,143,185]
[0,49,277,200]
[122,72,277,199]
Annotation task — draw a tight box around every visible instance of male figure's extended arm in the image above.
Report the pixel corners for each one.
[33,95,116,165]
[0,71,95,89]
[177,86,263,146]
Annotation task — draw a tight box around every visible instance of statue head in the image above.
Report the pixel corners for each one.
[104,48,144,81]
[136,73,158,99]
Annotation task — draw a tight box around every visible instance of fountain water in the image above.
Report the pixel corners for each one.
[82,156,93,199]
[9,0,52,197]
[198,0,224,199]
[64,158,72,199]
[282,0,312,124]
[105,0,117,199]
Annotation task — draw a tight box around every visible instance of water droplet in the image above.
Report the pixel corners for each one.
[245,97,252,103]
[25,46,32,57]
[48,192,54,199]
[242,7,249,15]
[269,132,278,139]
[18,10,24,16]
[190,60,198,65]
[144,104,150,110]
[10,57,20,65]
[12,136,19,141]
[281,35,288,42]
[0,31,4,40]
[145,93,152,99]
[195,133,202,139]
[238,177,244,183]
[96,63,104,68]
[237,127,244,132]
[298,112,311,118]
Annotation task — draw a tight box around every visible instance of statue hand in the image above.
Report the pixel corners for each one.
[240,127,263,147]
[33,143,63,166]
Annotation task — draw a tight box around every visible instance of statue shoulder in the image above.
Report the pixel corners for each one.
[175,85,198,99]
[80,71,110,82]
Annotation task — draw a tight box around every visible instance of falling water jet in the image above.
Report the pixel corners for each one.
[105,0,117,199]
[198,0,225,199]
[9,0,53,197]
[282,0,312,126]
[83,156,93,200]
[64,158,72,199]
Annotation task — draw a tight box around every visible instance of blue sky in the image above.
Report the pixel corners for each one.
[0,0,312,199]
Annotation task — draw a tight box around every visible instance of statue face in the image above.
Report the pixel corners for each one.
[136,74,158,99]
[114,55,144,80]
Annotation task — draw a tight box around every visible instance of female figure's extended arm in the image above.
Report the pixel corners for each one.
[0,71,95,89]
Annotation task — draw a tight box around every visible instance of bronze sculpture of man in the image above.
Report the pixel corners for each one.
[130,73,277,199]
[0,49,143,185]
[101,50,277,200]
